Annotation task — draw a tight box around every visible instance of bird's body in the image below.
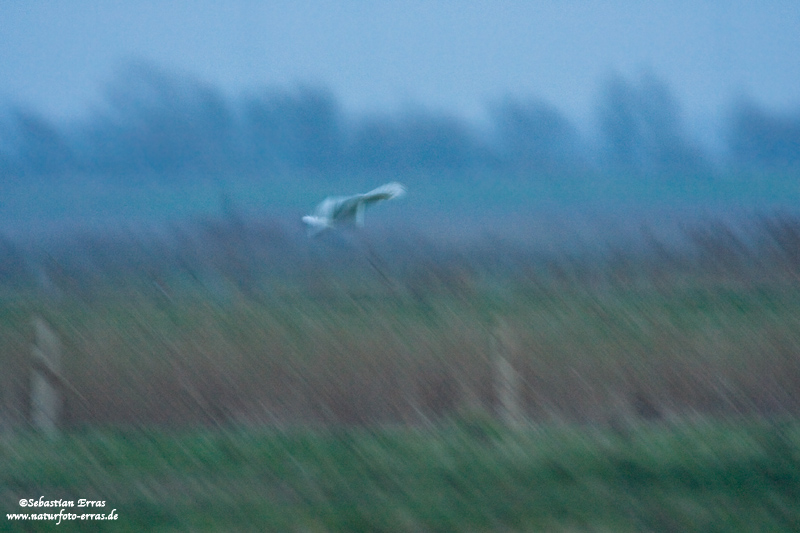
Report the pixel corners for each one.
[302,182,406,236]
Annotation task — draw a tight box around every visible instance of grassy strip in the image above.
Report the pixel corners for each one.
[2,279,800,426]
[1,420,799,531]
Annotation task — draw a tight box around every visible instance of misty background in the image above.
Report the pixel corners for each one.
[0,1,798,246]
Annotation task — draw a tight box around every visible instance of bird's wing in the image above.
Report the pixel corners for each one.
[310,195,364,223]
[328,195,365,221]
[360,182,406,205]
[312,196,347,219]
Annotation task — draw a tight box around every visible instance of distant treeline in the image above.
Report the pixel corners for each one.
[1,63,798,181]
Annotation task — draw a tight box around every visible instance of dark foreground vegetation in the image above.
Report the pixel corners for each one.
[2,210,800,530]
[2,420,800,531]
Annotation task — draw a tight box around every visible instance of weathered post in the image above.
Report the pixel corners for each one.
[493,319,524,427]
[30,317,62,437]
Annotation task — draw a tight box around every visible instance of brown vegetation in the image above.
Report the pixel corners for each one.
[2,214,800,429]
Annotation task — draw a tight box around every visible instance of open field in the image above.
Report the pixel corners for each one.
[2,210,800,529]
[2,420,800,531]
[2,210,800,427]
[3,276,800,428]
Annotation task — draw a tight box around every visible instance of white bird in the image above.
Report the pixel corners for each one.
[302,182,406,236]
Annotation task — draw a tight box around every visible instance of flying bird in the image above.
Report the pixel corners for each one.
[302,182,406,236]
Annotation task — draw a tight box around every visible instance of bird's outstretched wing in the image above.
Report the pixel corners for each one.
[361,182,406,204]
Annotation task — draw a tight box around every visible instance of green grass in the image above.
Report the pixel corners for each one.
[1,420,799,531]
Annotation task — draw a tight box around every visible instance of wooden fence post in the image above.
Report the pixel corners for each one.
[493,319,524,426]
[30,317,62,437]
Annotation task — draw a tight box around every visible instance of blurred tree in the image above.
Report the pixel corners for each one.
[598,74,640,168]
[490,98,581,172]
[348,111,482,170]
[85,62,237,178]
[0,115,18,177]
[7,107,74,178]
[598,73,706,175]
[728,99,800,171]
[243,86,343,170]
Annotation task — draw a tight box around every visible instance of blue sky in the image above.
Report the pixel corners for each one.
[1,1,798,127]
